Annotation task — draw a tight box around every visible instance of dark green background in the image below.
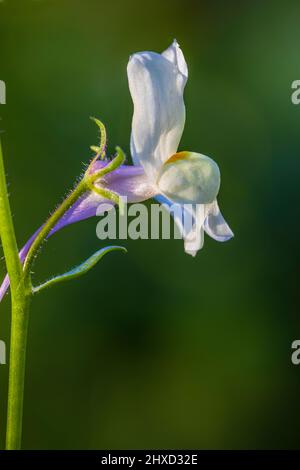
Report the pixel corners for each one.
[0,0,299,449]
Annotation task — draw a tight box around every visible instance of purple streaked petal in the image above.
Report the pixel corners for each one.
[92,162,157,202]
[46,163,156,233]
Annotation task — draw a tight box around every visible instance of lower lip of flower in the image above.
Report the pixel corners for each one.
[157,151,221,204]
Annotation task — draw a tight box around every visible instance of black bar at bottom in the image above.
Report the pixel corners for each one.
[0,450,297,466]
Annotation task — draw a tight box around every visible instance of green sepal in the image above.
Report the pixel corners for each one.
[90,145,101,153]
[89,146,126,182]
[90,117,107,160]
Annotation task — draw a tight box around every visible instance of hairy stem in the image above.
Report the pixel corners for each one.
[0,139,23,291]
[0,138,29,449]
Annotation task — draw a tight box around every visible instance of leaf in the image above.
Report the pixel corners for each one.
[32,246,127,294]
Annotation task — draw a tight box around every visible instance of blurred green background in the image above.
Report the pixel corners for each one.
[0,0,300,449]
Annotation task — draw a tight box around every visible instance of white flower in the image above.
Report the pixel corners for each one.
[127,39,233,255]
[0,41,234,303]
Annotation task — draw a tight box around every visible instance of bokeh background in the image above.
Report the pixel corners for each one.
[0,0,299,449]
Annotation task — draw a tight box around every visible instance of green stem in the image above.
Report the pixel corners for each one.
[0,140,23,291]
[6,291,31,449]
[0,139,29,449]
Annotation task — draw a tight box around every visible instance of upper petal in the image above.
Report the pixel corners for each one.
[162,39,188,78]
[128,40,188,181]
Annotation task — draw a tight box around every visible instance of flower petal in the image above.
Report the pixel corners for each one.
[155,196,233,256]
[204,200,234,242]
[162,39,188,78]
[157,151,220,204]
[183,205,206,257]
[155,194,205,257]
[128,40,187,181]
[92,161,157,203]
